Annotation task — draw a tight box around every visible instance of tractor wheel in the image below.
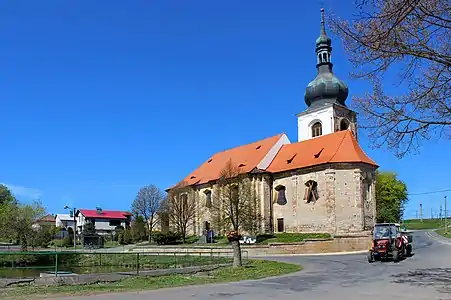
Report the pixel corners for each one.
[367,251,374,263]
[393,250,400,263]
[406,244,412,256]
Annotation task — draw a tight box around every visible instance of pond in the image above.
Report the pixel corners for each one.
[0,266,141,278]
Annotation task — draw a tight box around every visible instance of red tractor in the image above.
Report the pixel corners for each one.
[367,223,412,263]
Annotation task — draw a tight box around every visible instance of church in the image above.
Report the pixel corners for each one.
[168,10,378,236]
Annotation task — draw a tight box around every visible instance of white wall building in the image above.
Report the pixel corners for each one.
[76,208,132,236]
[55,214,77,230]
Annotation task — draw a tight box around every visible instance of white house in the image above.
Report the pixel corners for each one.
[55,214,77,230]
[76,207,132,236]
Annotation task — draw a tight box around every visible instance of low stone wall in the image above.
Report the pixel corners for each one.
[130,233,371,256]
[248,234,371,256]
[0,264,229,288]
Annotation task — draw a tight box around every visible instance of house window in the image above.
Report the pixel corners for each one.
[204,190,212,208]
[277,218,284,232]
[109,220,121,227]
[274,185,287,206]
[311,122,322,137]
[340,118,350,131]
[304,180,319,203]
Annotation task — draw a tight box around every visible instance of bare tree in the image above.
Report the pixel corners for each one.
[211,159,261,268]
[329,0,450,158]
[131,184,164,242]
[167,180,199,243]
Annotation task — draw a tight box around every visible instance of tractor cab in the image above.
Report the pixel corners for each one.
[373,223,401,240]
[373,223,397,240]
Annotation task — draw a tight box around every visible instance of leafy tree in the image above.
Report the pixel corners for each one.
[131,184,164,242]
[330,0,450,158]
[0,184,17,206]
[31,224,55,248]
[82,221,96,236]
[130,215,147,242]
[10,200,46,251]
[375,171,408,223]
[118,228,133,245]
[166,180,200,243]
[211,159,261,267]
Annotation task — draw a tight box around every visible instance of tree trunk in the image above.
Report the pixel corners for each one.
[231,240,242,268]
[148,222,152,243]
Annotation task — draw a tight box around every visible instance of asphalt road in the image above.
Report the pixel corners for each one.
[53,231,451,300]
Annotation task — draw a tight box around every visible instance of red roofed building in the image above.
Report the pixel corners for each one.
[76,208,132,235]
[37,214,56,226]
[168,10,378,236]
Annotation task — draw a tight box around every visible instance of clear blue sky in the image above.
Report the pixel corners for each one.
[1,0,449,219]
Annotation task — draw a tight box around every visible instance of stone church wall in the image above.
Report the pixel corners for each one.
[272,164,376,234]
[180,164,376,237]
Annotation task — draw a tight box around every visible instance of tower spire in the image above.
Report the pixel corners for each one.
[320,8,326,36]
[304,8,349,108]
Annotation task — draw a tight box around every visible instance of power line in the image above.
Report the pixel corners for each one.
[408,188,451,196]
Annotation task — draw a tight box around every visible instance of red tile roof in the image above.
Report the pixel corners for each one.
[267,130,378,173]
[39,214,56,222]
[180,133,285,186]
[78,209,132,220]
[171,130,377,189]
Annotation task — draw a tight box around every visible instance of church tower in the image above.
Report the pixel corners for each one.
[297,9,357,142]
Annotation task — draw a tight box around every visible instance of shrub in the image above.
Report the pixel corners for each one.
[256,234,275,244]
[61,236,72,247]
[153,231,182,245]
[184,235,199,244]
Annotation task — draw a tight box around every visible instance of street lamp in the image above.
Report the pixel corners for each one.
[64,205,77,250]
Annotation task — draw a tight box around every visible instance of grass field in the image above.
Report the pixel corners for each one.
[402,219,445,230]
[256,233,331,244]
[0,260,302,299]
[0,252,233,270]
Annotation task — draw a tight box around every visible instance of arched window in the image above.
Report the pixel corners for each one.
[204,190,212,208]
[311,122,322,137]
[274,185,287,205]
[318,54,322,64]
[322,52,327,63]
[304,180,319,203]
[340,118,350,131]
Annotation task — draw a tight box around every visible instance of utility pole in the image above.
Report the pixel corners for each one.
[445,196,448,235]
[440,205,443,221]
[431,208,433,219]
[420,203,423,222]
[416,210,418,219]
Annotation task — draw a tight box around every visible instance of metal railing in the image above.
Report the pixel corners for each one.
[0,250,246,278]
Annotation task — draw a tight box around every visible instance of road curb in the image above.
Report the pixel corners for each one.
[249,250,368,257]
[426,231,451,245]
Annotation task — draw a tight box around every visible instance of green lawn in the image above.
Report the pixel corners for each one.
[103,241,121,248]
[0,260,302,299]
[0,252,232,269]
[436,227,451,239]
[256,233,331,244]
[402,219,444,230]
[136,233,332,248]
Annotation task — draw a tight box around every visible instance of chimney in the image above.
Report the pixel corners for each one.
[96,206,102,214]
